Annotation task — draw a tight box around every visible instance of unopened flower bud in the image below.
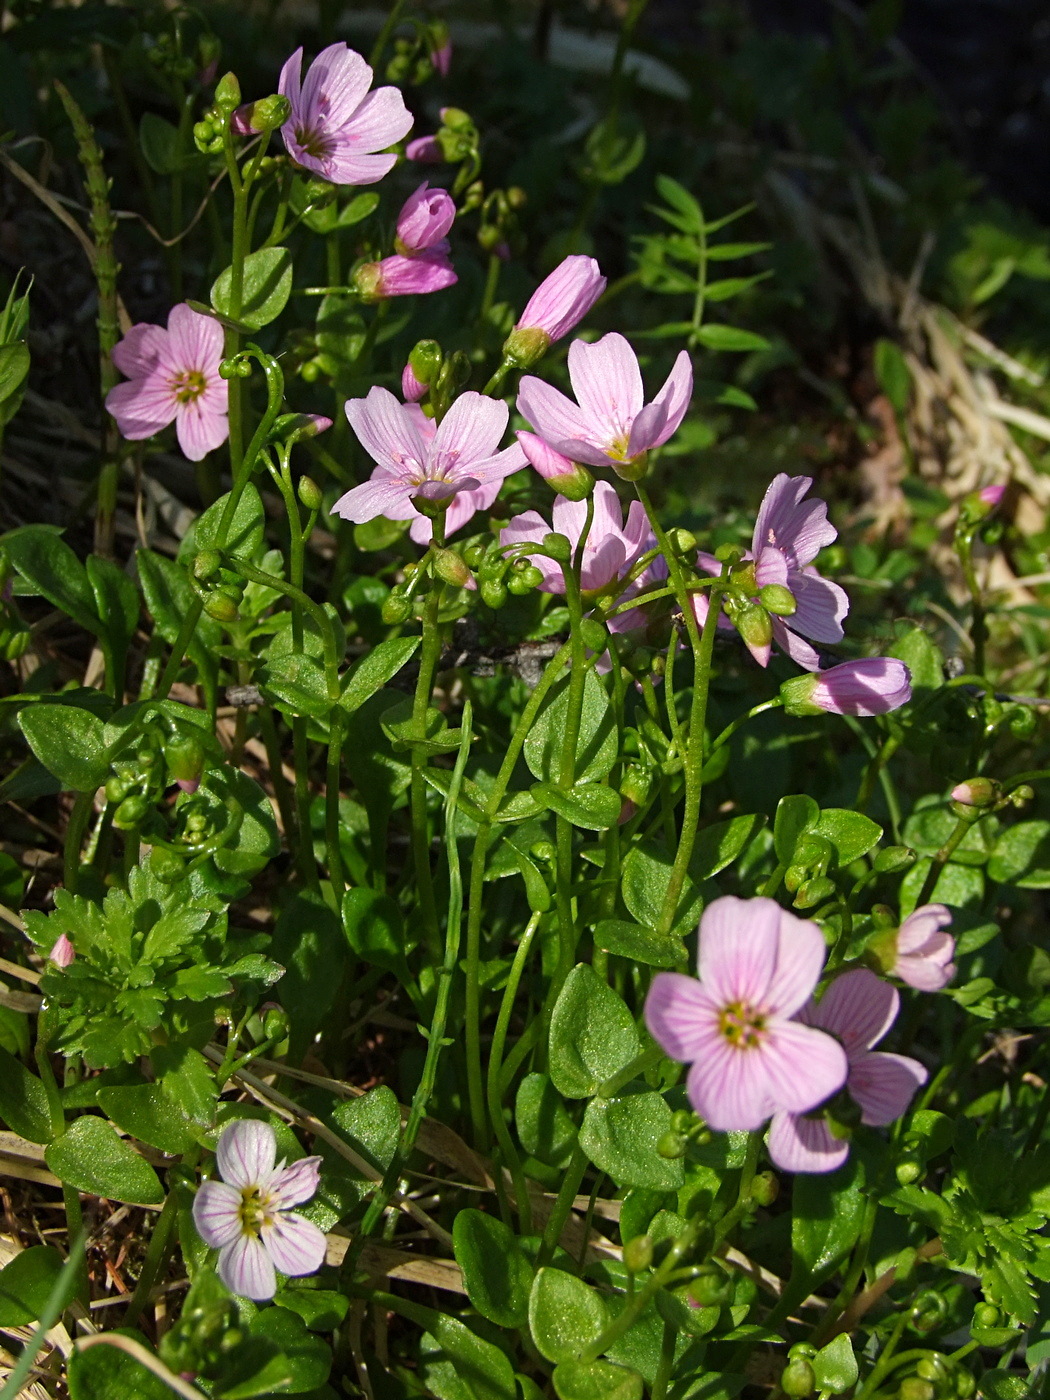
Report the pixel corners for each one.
[167,733,205,794]
[203,590,240,623]
[516,432,593,501]
[1011,783,1034,806]
[263,1005,291,1041]
[579,617,609,654]
[714,542,745,566]
[666,527,697,556]
[49,933,75,969]
[972,1303,1000,1330]
[114,793,151,829]
[793,876,836,909]
[194,549,222,582]
[433,548,472,588]
[501,326,550,370]
[899,1380,935,1400]
[759,582,797,616]
[541,532,572,563]
[750,1171,779,1206]
[619,763,652,808]
[150,846,186,883]
[382,590,413,625]
[622,1235,653,1273]
[736,603,773,654]
[895,1156,923,1186]
[656,1131,685,1159]
[950,777,998,808]
[480,578,508,609]
[408,338,443,387]
[781,1360,816,1398]
[214,72,241,116]
[687,1267,731,1308]
[781,659,912,718]
[874,845,916,873]
[250,94,292,131]
[297,476,323,512]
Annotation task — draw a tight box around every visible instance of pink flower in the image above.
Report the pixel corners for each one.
[396,182,456,255]
[892,905,955,991]
[402,363,428,402]
[645,896,848,1133]
[278,43,412,185]
[767,968,927,1173]
[979,484,1005,509]
[694,474,848,669]
[406,135,444,164]
[499,479,664,630]
[516,333,692,477]
[192,1119,325,1300]
[517,431,593,501]
[780,658,912,717]
[354,253,457,301]
[49,933,75,969]
[332,389,525,529]
[510,256,607,347]
[106,304,229,462]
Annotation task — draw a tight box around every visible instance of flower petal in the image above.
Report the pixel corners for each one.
[697,895,782,1009]
[686,1038,778,1132]
[849,1051,927,1125]
[788,568,849,644]
[318,151,398,186]
[769,908,831,1020]
[167,303,224,374]
[219,1233,276,1301]
[752,474,837,567]
[111,323,167,379]
[176,404,229,461]
[626,349,693,456]
[278,47,304,119]
[301,44,373,128]
[767,1111,849,1173]
[759,1022,848,1115]
[331,474,416,524]
[192,1180,243,1248]
[515,376,608,466]
[345,385,428,475]
[337,83,413,152]
[270,1155,322,1209]
[216,1118,276,1189]
[105,379,177,439]
[266,1212,327,1277]
[771,617,824,671]
[645,972,720,1064]
[567,333,644,446]
[813,968,899,1054]
[431,391,508,480]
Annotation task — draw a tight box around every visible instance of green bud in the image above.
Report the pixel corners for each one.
[910,1289,948,1333]
[477,222,504,253]
[382,591,413,625]
[1007,706,1036,739]
[916,1356,947,1383]
[688,1267,731,1308]
[793,876,836,909]
[788,1344,818,1362]
[530,840,556,865]
[541,532,572,563]
[248,94,291,131]
[502,326,550,370]
[263,1006,291,1041]
[972,1303,1000,1329]
[480,579,508,609]
[619,763,652,808]
[434,548,472,588]
[759,582,797,616]
[670,1109,694,1134]
[895,1157,923,1186]
[114,794,151,829]
[898,1382,936,1400]
[954,1371,975,1399]
[167,733,205,791]
[735,603,772,653]
[714,542,745,566]
[874,845,916,874]
[203,590,239,623]
[781,1359,816,1398]
[622,1235,653,1273]
[656,1131,685,1159]
[579,617,609,654]
[409,338,443,385]
[750,1170,779,1206]
[950,776,999,808]
[1011,783,1034,806]
[150,846,186,883]
[105,774,130,805]
[214,72,241,116]
[295,476,322,512]
[665,527,697,555]
[462,542,485,569]
[194,549,222,582]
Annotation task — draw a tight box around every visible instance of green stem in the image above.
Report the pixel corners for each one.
[486,911,542,1229]
[123,1182,181,1326]
[914,814,974,908]
[369,0,409,68]
[852,1310,912,1400]
[707,699,783,758]
[537,1141,590,1267]
[63,791,95,892]
[480,252,502,321]
[326,707,347,906]
[410,577,445,964]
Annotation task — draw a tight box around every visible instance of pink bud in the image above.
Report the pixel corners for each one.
[49,933,75,969]
[517,431,594,502]
[406,135,444,164]
[230,104,260,137]
[979,484,1005,508]
[396,182,456,256]
[781,658,912,717]
[892,905,956,991]
[354,253,458,301]
[513,255,606,343]
[430,39,452,77]
[402,363,428,402]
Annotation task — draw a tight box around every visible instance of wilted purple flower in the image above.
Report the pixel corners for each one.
[645,896,848,1133]
[694,474,847,670]
[396,182,456,256]
[885,905,955,991]
[332,388,524,529]
[49,933,75,969]
[767,968,927,1173]
[517,332,692,478]
[278,43,412,185]
[505,257,607,366]
[354,253,457,301]
[106,304,229,462]
[193,1119,325,1301]
[780,658,912,717]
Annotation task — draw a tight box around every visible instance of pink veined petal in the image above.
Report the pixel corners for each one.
[895,952,956,992]
[278,47,304,121]
[550,494,590,545]
[217,1118,277,1188]
[582,536,628,592]
[269,1155,322,1210]
[621,500,655,562]
[789,569,849,644]
[112,323,167,378]
[898,905,953,956]
[176,404,229,461]
[337,83,413,151]
[768,908,832,1019]
[848,1050,927,1126]
[345,386,428,475]
[743,633,773,669]
[645,972,720,1064]
[771,616,823,671]
[167,303,224,373]
[105,378,177,439]
[515,377,609,467]
[411,477,503,544]
[431,392,509,480]
[460,440,527,488]
[697,895,782,1009]
[300,44,374,128]
[759,1021,849,1115]
[752,474,837,567]
[331,475,414,523]
[320,151,398,186]
[754,546,790,590]
[813,968,900,1054]
[686,1037,779,1132]
[626,348,693,456]
[767,1110,849,1174]
[587,479,628,542]
[265,1212,327,1277]
[219,1232,276,1301]
[567,333,644,447]
[192,1180,243,1248]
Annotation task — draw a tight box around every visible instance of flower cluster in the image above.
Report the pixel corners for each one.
[645,895,949,1172]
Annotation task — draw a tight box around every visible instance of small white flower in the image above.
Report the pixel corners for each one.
[192,1119,325,1300]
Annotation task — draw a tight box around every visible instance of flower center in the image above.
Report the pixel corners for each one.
[718,1000,767,1049]
[295,123,332,160]
[171,369,207,405]
[237,1184,276,1238]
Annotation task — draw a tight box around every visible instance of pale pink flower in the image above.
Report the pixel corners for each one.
[106,304,229,462]
[694,474,848,669]
[355,253,457,301]
[396,182,456,255]
[402,363,428,402]
[514,256,607,343]
[193,1119,325,1301]
[332,389,525,529]
[645,896,848,1133]
[406,135,444,164]
[516,332,692,475]
[767,968,927,1173]
[892,905,955,991]
[49,933,75,969]
[278,43,412,185]
[499,479,664,630]
[780,658,912,717]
